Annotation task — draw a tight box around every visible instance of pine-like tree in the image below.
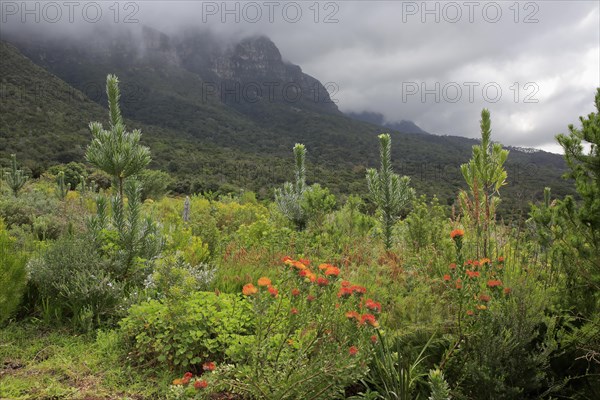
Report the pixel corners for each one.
[86,75,151,201]
[367,133,414,250]
[275,143,309,230]
[4,154,28,197]
[459,109,508,258]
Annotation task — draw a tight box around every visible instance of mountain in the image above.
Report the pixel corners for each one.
[346,111,428,135]
[0,28,575,218]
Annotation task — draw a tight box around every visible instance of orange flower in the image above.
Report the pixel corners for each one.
[341,280,351,287]
[504,287,512,295]
[478,294,491,302]
[324,266,340,277]
[282,256,293,264]
[299,258,311,266]
[317,277,329,286]
[443,274,451,282]
[291,288,301,296]
[361,313,379,328]
[298,269,309,277]
[487,279,502,288]
[268,286,279,297]
[450,229,464,239]
[476,304,487,310]
[349,346,358,356]
[346,311,360,321]
[449,263,457,270]
[466,310,474,316]
[291,307,298,315]
[202,362,216,371]
[498,256,505,263]
[307,295,316,302]
[292,261,307,270]
[480,258,491,265]
[173,378,184,385]
[306,272,317,283]
[242,283,258,296]
[194,380,208,389]
[365,299,382,313]
[473,260,480,267]
[338,287,353,298]
[257,277,271,287]
[455,279,463,289]
[318,263,332,271]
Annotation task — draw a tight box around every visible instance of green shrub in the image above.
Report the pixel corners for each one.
[0,220,28,324]
[119,291,252,371]
[27,235,124,331]
[136,169,173,200]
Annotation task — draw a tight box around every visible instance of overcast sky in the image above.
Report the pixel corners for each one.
[3,1,599,153]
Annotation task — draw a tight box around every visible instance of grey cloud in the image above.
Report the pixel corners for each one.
[2,0,598,153]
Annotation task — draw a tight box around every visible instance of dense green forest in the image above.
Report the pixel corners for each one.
[1,70,599,399]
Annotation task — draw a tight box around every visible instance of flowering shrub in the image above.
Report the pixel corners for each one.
[217,256,381,399]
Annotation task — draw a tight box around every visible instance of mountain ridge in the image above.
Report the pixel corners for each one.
[0,31,574,217]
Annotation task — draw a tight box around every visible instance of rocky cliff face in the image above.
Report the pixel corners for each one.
[5,25,339,115]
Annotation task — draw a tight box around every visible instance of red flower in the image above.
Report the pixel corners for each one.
[307,295,316,302]
[351,285,367,297]
[487,279,502,288]
[194,380,208,389]
[504,287,512,295]
[299,258,311,266]
[298,269,309,277]
[291,288,301,296]
[449,263,456,270]
[466,270,480,279]
[450,229,464,239]
[370,335,378,344]
[443,274,451,282]
[202,362,216,371]
[341,280,351,287]
[268,286,279,297]
[361,314,379,328]
[291,307,298,315]
[317,277,329,287]
[182,376,191,384]
[455,279,463,289]
[466,310,474,316]
[282,256,293,264]
[242,283,258,296]
[349,346,358,356]
[324,266,340,277]
[184,372,193,378]
[338,287,353,298]
[365,299,382,313]
[498,256,505,263]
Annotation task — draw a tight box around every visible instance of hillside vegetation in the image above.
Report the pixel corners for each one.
[1,72,599,399]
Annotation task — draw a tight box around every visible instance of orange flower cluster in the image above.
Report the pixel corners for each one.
[450,229,464,239]
[172,369,212,390]
[349,346,359,356]
[466,270,480,279]
[242,283,258,296]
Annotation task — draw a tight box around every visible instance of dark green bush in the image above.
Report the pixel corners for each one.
[0,220,28,324]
